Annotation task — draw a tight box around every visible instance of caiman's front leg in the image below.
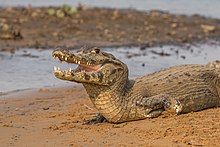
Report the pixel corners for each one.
[136,94,183,118]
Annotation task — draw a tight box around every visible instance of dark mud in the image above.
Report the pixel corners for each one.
[0,6,220,51]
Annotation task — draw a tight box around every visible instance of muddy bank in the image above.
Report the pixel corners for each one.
[1,6,220,51]
[0,86,219,147]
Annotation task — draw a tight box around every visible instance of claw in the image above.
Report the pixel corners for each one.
[83,114,106,125]
[145,108,164,118]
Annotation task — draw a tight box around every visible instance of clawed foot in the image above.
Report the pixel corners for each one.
[167,99,182,114]
[136,94,183,118]
[83,113,106,125]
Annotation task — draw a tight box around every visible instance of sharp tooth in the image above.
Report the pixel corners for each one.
[58,67,60,71]
[65,57,68,61]
[69,68,72,72]
[54,66,57,71]
[78,61,81,64]
[61,55,64,59]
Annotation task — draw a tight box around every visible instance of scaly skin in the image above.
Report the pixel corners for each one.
[53,47,220,123]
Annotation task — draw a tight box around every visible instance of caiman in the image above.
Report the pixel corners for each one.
[52,47,220,123]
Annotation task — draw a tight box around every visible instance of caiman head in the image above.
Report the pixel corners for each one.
[52,47,128,86]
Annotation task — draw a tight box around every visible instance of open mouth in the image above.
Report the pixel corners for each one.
[52,51,102,74]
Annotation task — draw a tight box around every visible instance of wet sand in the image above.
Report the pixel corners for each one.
[0,86,220,147]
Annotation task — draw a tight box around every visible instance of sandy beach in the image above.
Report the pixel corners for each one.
[0,86,220,147]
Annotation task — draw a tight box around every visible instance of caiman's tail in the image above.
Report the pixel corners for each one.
[206,60,220,69]
[207,60,220,104]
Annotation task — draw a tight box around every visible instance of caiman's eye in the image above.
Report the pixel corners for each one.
[91,48,100,54]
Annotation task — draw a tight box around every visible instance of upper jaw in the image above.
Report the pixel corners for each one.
[52,50,98,66]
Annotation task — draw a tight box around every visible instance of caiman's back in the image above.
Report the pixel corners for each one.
[136,64,220,113]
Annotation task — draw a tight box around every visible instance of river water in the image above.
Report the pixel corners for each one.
[0,0,220,18]
[1,44,220,93]
[1,1,220,93]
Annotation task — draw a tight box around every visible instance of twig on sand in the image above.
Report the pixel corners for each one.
[83,104,94,110]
